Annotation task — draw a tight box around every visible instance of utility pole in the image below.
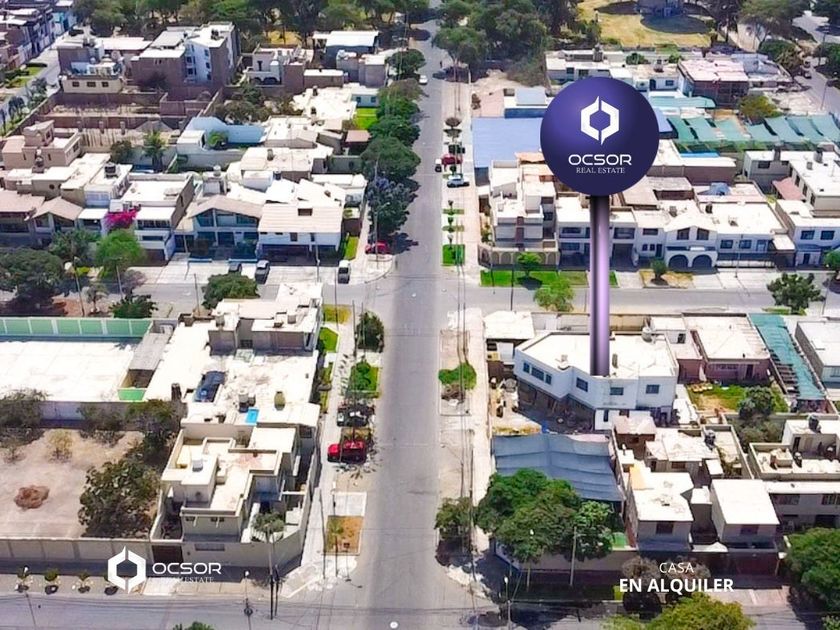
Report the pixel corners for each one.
[193,273,200,313]
[569,526,579,587]
[509,258,515,311]
[503,575,512,630]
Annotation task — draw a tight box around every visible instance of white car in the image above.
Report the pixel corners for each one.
[418,75,428,85]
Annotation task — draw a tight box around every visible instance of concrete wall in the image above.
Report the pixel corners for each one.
[0,537,153,566]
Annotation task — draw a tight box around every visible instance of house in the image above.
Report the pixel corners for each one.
[245,46,308,92]
[0,5,54,63]
[484,310,536,379]
[796,320,840,387]
[748,417,840,529]
[0,189,44,243]
[513,331,678,422]
[625,462,694,551]
[131,23,238,92]
[57,34,126,94]
[651,314,771,383]
[2,121,82,170]
[644,428,724,486]
[677,57,750,106]
[545,48,691,89]
[30,196,82,244]
[316,30,379,66]
[709,479,778,545]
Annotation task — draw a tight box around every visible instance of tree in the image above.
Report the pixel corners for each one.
[78,458,159,537]
[738,386,776,420]
[707,0,743,34]
[0,249,64,310]
[433,26,488,72]
[78,403,125,445]
[471,0,547,59]
[758,39,802,74]
[389,49,426,79]
[648,593,753,630]
[379,79,423,102]
[767,272,822,313]
[825,617,840,630]
[475,469,554,534]
[361,137,420,183]
[95,229,145,291]
[320,3,365,30]
[377,93,419,120]
[815,0,840,26]
[825,250,840,280]
[562,500,614,561]
[48,430,73,461]
[366,177,411,237]
[0,390,45,434]
[111,293,156,318]
[532,0,577,36]
[621,556,662,612]
[48,229,99,267]
[126,399,180,455]
[739,0,809,43]
[356,311,384,351]
[252,510,285,575]
[534,277,573,312]
[651,257,668,281]
[516,252,541,278]
[738,93,780,124]
[85,281,108,314]
[109,139,134,164]
[143,130,166,172]
[435,497,472,545]
[369,115,420,146]
[202,273,258,308]
[277,0,326,45]
[788,527,840,609]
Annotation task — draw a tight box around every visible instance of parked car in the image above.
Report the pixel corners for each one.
[337,259,351,283]
[365,241,390,255]
[434,158,443,172]
[441,154,462,166]
[446,174,469,188]
[327,440,367,463]
[418,75,428,85]
[227,261,242,274]
[337,409,371,428]
[255,259,270,283]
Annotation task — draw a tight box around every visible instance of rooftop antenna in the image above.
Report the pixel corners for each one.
[541,77,659,375]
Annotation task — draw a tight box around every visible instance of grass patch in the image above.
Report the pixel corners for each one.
[339,235,359,260]
[353,107,378,130]
[348,360,379,396]
[578,0,712,48]
[443,207,464,214]
[323,305,351,324]
[612,531,629,548]
[442,244,464,266]
[438,362,477,390]
[763,306,792,314]
[640,269,694,288]
[479,269,595,287]
[688,384,787,413]
[325,515,363,555]
[319,327,339,353]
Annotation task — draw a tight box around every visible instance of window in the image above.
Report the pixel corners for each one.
[720,239,733,249]
[822,230,835,241]
[671,461,686,470]
[561,227,583,235]
[86,81,95,87]
[646,384,660,394]
[576,378,589,392]
[830,367,840,378]
[696,228,710,241]
[614,227,635,240]
[655,522,674,535]
[610,386,624,396]
[71,80,79,87]
[194,542,225,551]
[523,362,531,374]
[531,366,546,381]
[739,239,752,249]
[801,230,815,240]
[665,80,674,87]
[544,374,552,385]
[822,494,840,505]
[566,67,574,74]
[756,160,770,169]
[101,81,108,87]
[676,228,690,240]
[740,525,759,536]
[773,494,799,505]
[184,516,196,523]
[290,232,298,242]
[642,228,658,236]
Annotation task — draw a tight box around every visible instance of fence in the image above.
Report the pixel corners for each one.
[0,317,150,338]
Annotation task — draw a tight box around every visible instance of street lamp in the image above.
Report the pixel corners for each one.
[503,575,512,629]
[243,570,253,618]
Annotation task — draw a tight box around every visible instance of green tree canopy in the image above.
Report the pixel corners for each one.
[95,229,145,278]
[788,527,840,609]
[516,252,541,277]
[738,93,780,124]
[49,229,100,266]
[356,311,384,351]
[648,593,753,630]
[738,386,776,420]
[435,497,472,543]
[534,277,573,312]
[739,0,809,43]
[78,457,159,537]
[767,272,823,313]
[0,249,64,310]
[471,0,547,59]
[203,273,258,308]
[361,137,420,183]
[824,249,840,274]
[369,115,420,146]
[433,26,488,71]
[111,293,156,318]
[109,139,134,164]
[651,258,668,280]
[815,0,840,26]
[389,49,426,79]
[475,469,555,533]
[366,177,412,237]
[142,130,167,171]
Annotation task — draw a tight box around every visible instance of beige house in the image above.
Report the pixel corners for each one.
[2,121,82,170]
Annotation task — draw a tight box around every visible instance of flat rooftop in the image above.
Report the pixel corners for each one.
[645,428,720,463]
[684,315,769,361]
[0,430,141,538]
[517,332,677,379]
[711,479,779,526]
[797,321,840,367]
[629,464,694,522]
[0,339,136,402]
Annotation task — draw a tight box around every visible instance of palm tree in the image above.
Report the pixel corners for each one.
[143,130,166,172]
[252,511,285,576]
[85,281,108,314]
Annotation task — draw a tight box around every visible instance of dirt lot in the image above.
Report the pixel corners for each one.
[325,515,363,555]
[0,430,142,538]
[580,0,712,48]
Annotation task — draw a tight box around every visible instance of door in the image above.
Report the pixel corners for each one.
[746,365,754,380]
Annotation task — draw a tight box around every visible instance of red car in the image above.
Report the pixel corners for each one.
[365,241,390,255]
[441,154,462,166]
[327,440,367,463]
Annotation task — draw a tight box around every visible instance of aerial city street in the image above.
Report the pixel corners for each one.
[2,0,840,629]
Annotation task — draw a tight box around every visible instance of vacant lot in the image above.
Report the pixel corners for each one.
[579,0,712,48]
[0,430,142,538]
